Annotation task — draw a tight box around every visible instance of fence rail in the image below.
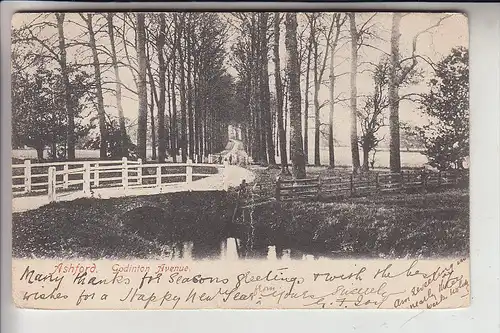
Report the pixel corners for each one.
[12,157,227,202]
[275,170,469,202]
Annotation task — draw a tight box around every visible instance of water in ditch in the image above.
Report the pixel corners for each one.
[120,191,326,261]
[145,237,322,261]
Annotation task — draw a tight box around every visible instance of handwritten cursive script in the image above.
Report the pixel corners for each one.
[13,258,470,310]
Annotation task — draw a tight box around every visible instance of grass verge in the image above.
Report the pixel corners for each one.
[12,175,469,259]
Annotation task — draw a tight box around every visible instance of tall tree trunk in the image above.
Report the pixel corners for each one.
[312,26,321,167]
[328,43,335,168]
[249,15,259,162]
[195,72,203,162]
[260,13,276,166]
[257,16,267,165]
[273,13,290,175]
[85,14,108,159]
[186,16,194,161]
[362,144,370,170]
[348,13,361,173]
[169,26,178,163]
[157,14,167,162]
[136,13,148,160]
[170,61,178,162]
[107,13,128,157]
[166,65,172,154]
[285,13,306,179]
[193,54,200,162]
[303,32,312,165]
[55,13,75,160]
[149,86,157,161]
[328,14,344,168]
[145,34,159,161]
[180,67,187,163]
[283,77,290,159]
[176,15,188,163]
[389,13,402,173]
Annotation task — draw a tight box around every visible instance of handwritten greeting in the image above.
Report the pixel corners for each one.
[12,258,470,309]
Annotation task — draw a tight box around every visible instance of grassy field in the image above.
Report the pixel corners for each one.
[13,146,429,168]
[234,167,469,259]
[233,188,469,259]
[250,165,426,184]
[12,192,235,259]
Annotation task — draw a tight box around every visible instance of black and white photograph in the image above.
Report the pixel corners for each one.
[11,11,469,263]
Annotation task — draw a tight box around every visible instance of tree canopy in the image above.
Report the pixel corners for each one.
[11,12,468,173]
[418,46,469,170]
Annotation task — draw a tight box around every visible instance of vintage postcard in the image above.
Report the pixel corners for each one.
[10,11,469,309]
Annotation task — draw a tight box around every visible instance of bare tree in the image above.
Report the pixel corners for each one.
[145,36,158,161]
[273,13,290,175]
[310,14,337,166]
[258,13,276,166]
[388,13,402,173]
[348,13,362,173]
[55,13,76,160]
[359,60,389,171]
[174,13,188,162]
[157,13,167,162]
[285,13,306,179]
[81,13,108,159]
[186,14,195,161]
[169,17,179,162]
[107,13,128,157]
[388,13,451,173]
[328,13,346,168]
[303,16,313,164]
[136,13,148,160]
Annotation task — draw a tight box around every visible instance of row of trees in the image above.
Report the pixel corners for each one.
[11,12,469,175]
[12,12,234,162]
[231,12,468,176]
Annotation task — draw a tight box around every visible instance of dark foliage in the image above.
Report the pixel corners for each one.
[418,47,469,170]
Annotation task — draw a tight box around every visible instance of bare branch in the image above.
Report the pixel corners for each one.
[399,14,453,84]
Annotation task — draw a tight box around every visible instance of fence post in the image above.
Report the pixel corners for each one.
[93,162,99,187]
[137,158,143,185]
[24,160,31,193]
[350,174,354,196]
[83,162,91,196]
[156,165,162,186]
[122,157,128,190]
[186,158,193,190]
[63,164,69,189]
[275,176,281,202]
[48,166,56,202]
[421,170,427,190]
[317,175,321,200]
[222,159,229,191]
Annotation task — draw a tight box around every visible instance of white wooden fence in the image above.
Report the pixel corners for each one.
[12,158,228,202]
